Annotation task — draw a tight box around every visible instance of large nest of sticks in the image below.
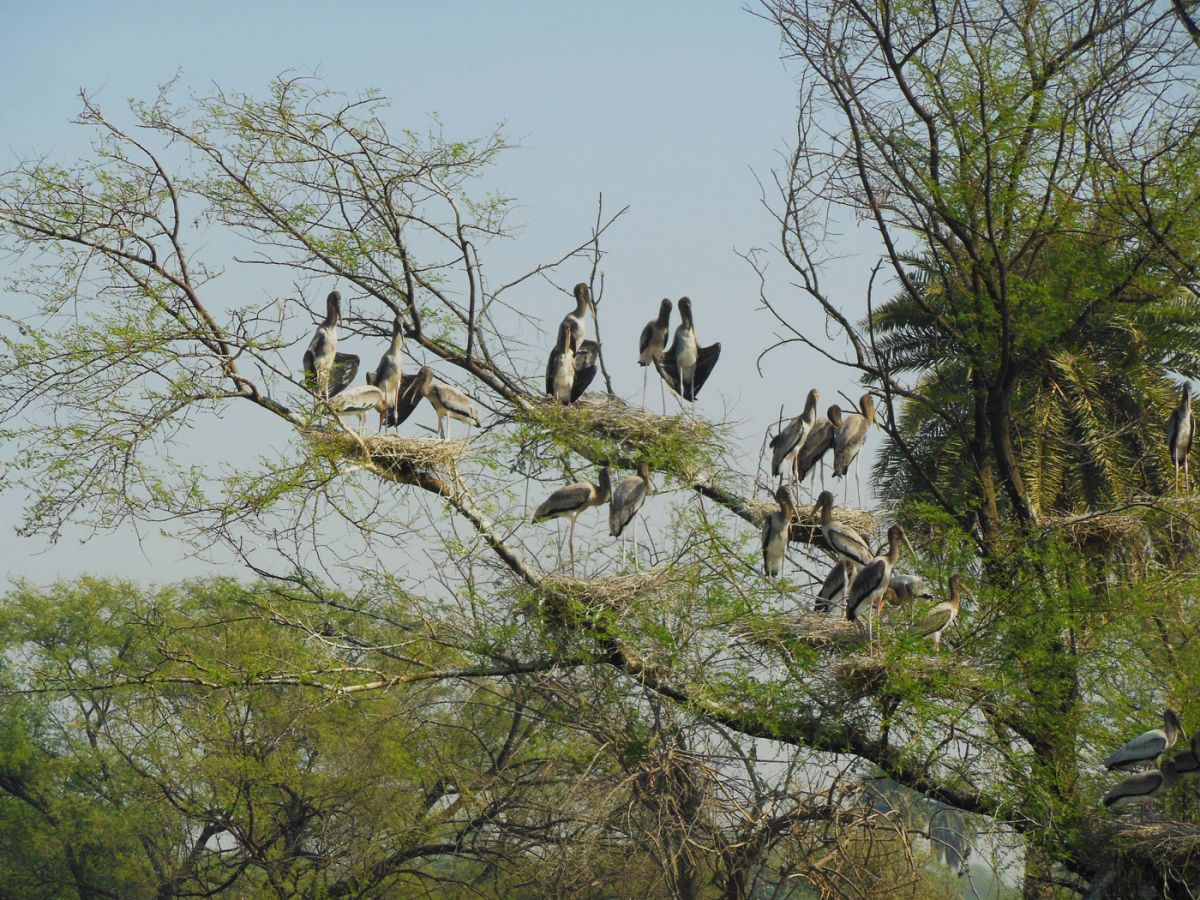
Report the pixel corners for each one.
[1098,820,1200,872]
[539,566,676,613]
[1041,511,1146,551]
[736,611,866,654]
[307,431,469,470]
[743,498,876,537]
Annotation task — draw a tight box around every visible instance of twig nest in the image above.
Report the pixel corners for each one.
[307,430,469,468]
[539,566,675,611]
[1040,511,1146,550]
[743,499,876,537]
[736,611,866,652]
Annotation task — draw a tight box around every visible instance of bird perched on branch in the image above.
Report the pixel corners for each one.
[847,524,908,644]
[303,290,359,398]
[771,388,819,488]
[657,297,721,402]
[327,382,388,433]
[534,468,612,574]
[638,298,672,411]
[1167,383,1194,491]
[1103,709,1182,772]
[1103,757,1180,811]
[411,366,481,439]
[366,316,405,427]
[910,574,965,649]
[761,486,796,578]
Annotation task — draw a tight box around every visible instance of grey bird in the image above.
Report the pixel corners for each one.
[656,297,721,402]
[1103,757,1180,810]
[833,394,876,506]
[533,468,612,574]
[413,366,482,439]
[366,316,405,427]
[562,282,592,351]
[1103,709,1183,772]
[771,388,820,489]
[610,462,654,569]
[1167,383,1194,492]
[761,486,796,578]
[638,299,672,411]
[796,405,840,493]
[303,290,359,398]
[910,574,966,649]
[847,524,907,644]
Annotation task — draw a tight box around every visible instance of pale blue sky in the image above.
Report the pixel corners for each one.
[1,2,881,582]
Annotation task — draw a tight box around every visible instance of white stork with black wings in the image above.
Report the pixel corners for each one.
[303,291,359,398]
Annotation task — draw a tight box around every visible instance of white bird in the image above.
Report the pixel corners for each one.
[412,366,482,439]
[1167,383,1194,492]
[761,486,796,578]
[833,393,876,506]
[771,388,820,489]
[303,290,359,398]
[638,298,672,412]
[813,490,873,567]
[366,316,405,427]
[327,383,388,433]
[796,406,840,494]
[847,524,906,644]
[610,462,653,569]
[656,297,721,402]
[533,468,612,574]
[1103,709,1183,772]
[562,282,592,351]
[1103,757,1180,810]
[910,574,966,649]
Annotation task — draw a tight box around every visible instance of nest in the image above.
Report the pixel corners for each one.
[308,431,468,469]
[1041,511,1146,550]
[743,499,876,536]
[736,610,866,653]
[539,566,675,612]
[1102,820,1200,869]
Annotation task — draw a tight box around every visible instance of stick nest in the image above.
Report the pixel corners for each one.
[308,431,468,469]
[1041,511,1146,550]
[743,499,876,536]
[736,611,865,653]
[539,566,676,611]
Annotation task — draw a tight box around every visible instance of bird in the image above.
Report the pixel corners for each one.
[638,298,672,411]
[656,297,721,402]
[1102,757,1180,810]
[303,290,359,398]
[770,388,820,489]
[572,339,600,402]
[533,467,612,574]
[413,366,481,439]
[813,490,873,568]
[1167,383,1194,492]
[366,316,405,426]
[1103,709,1183,772]
[610,462,653,569]
[847,524,907,644]
[1171,749,1200,778]
[388,371,428,429]
[327,382,388,433]
[888,573,933,604]
[562,282,592,351]
[910,574,966,649]
[833,393,876,506]
[546,320,577,405]
[796,406,840,494]
[761,486,796,578]
[814,559,851,613]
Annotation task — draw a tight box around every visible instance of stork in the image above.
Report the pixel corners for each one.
[412,366,481,439]
[656,297,721,402]
[1103,757,1180,811]
[888,573,933,604]
[533,467,612,574]
[327,382,388,433]
[833,394,876,506]
[610,462,653,569]
[814,489,872,605]
[366,316,405,427]
[638,298,672,412]
[303,290,359,398]
[846,524,906,645]
[770,388,820,491]
[562,283,592,351]
[1167,383,1194,492]
[546,321,577,405]
[910,574,966,649]
[1103,709,1183,772]
[796,406,839,495]
[761,486,796,578]
[814,559,851,614]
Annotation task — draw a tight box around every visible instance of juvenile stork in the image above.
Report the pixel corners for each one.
[388,371,427,429]
[796,406,840,494]
[847,524,907,644]
[638,298,672,411]
[1171,749,1200,777]
[814,559,849,613]
[814,489,873,604]
[771,389,820,489]
[609,462,653,568]
[1103,709,1183,772]
[833,394,876,506]
[366,316,405,427]
[562,283,592,351]
[910,574,965,649]
[656,297,721,402]
[1167,384,1194,491]
[327,382,388,433]
[888,573,933,604]
[1103,757,1180,811]
[303,290,359,397]
[413,366,482,439]
[533,467,612,574]
[546,321,577,405]
[761,486,796,578]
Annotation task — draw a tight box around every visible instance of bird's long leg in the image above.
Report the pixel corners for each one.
[842,472,849,507]
[856,455,863,508]
[437,412,446,440]
[820,459,826,490]
[641,368,648,412]
[633,523,641,572]
[555,520,564,568]
[568,514,578,576]
[661,378,667,416]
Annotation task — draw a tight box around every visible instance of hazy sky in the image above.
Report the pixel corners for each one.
[1,2,882,583]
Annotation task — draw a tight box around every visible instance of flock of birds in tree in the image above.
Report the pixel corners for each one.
[301,286,1199,812]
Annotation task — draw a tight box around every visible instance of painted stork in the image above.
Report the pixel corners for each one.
[1103,709,1183,772]
[796,406,840,494]
[638,298,672,411]
[846,524,906,644]
[761,486,796,578]
[888,573,933,604]
[562,283,592,351]
[1167,383,1194,491]
[833,394,876,506]
[771,388,820,489]
[413,366,482,439]
[303,290,359,397]
[546,321,577,405]
[610,462,653,568]
[533,467,612,574]
[814,559,852,613]
[814,490,873,568]
[656,297,721,402]
[327,383,388,433]
[910,574,965,649]
[1171,749,1200,777]
[366,316,405,427]
[1103,757,1180,811]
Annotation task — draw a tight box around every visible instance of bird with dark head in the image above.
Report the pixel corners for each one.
[761,485,796,578]
[847,523,907,644]
[656,297,721,402]
[303,290,359,398]
[638,299,672,411]
[533,467,612,574]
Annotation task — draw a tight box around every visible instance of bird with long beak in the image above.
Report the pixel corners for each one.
[833,394,876,507]
[771,388,820,492]
[1167,383,1194,492]
[366,316,405,428]
[546,320,577,405]
[761,486,796,578]
[533,468,612,575]
[411,366,482,439]
[847,524,908,645]
[796,405,840,494]
[327,381,388,433]
[1103,757,1180,811]
[910,574,967,649]
[638,299,672,412]
[656,297,721,402]
[610,462,654,569]
[303,290,359,398]
[562,283,592,351]
[1103,709,1183,772]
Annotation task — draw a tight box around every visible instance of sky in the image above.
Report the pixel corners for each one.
[0,1,883,583]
